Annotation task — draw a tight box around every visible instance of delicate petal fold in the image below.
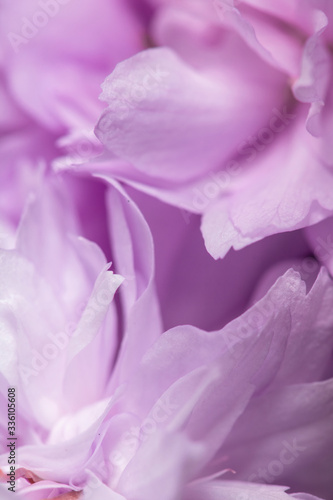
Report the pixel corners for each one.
[95,46,286,182]
[201,113,333,258]
[102,179,163,389]
[98,268,333,498]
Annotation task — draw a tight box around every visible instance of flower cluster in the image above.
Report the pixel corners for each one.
[1,1,333,499]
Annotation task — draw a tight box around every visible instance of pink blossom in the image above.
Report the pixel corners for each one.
[0,0,143,131]
[1,1,333,499]
[0,0,144,243]
[94,0,333,258]
[0,176,332,500]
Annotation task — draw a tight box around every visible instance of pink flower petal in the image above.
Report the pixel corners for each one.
[96,46,285,182]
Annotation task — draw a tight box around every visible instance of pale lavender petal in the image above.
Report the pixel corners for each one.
[103,180,163,389]
[201,114,333,258]
[95,46,285,182]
